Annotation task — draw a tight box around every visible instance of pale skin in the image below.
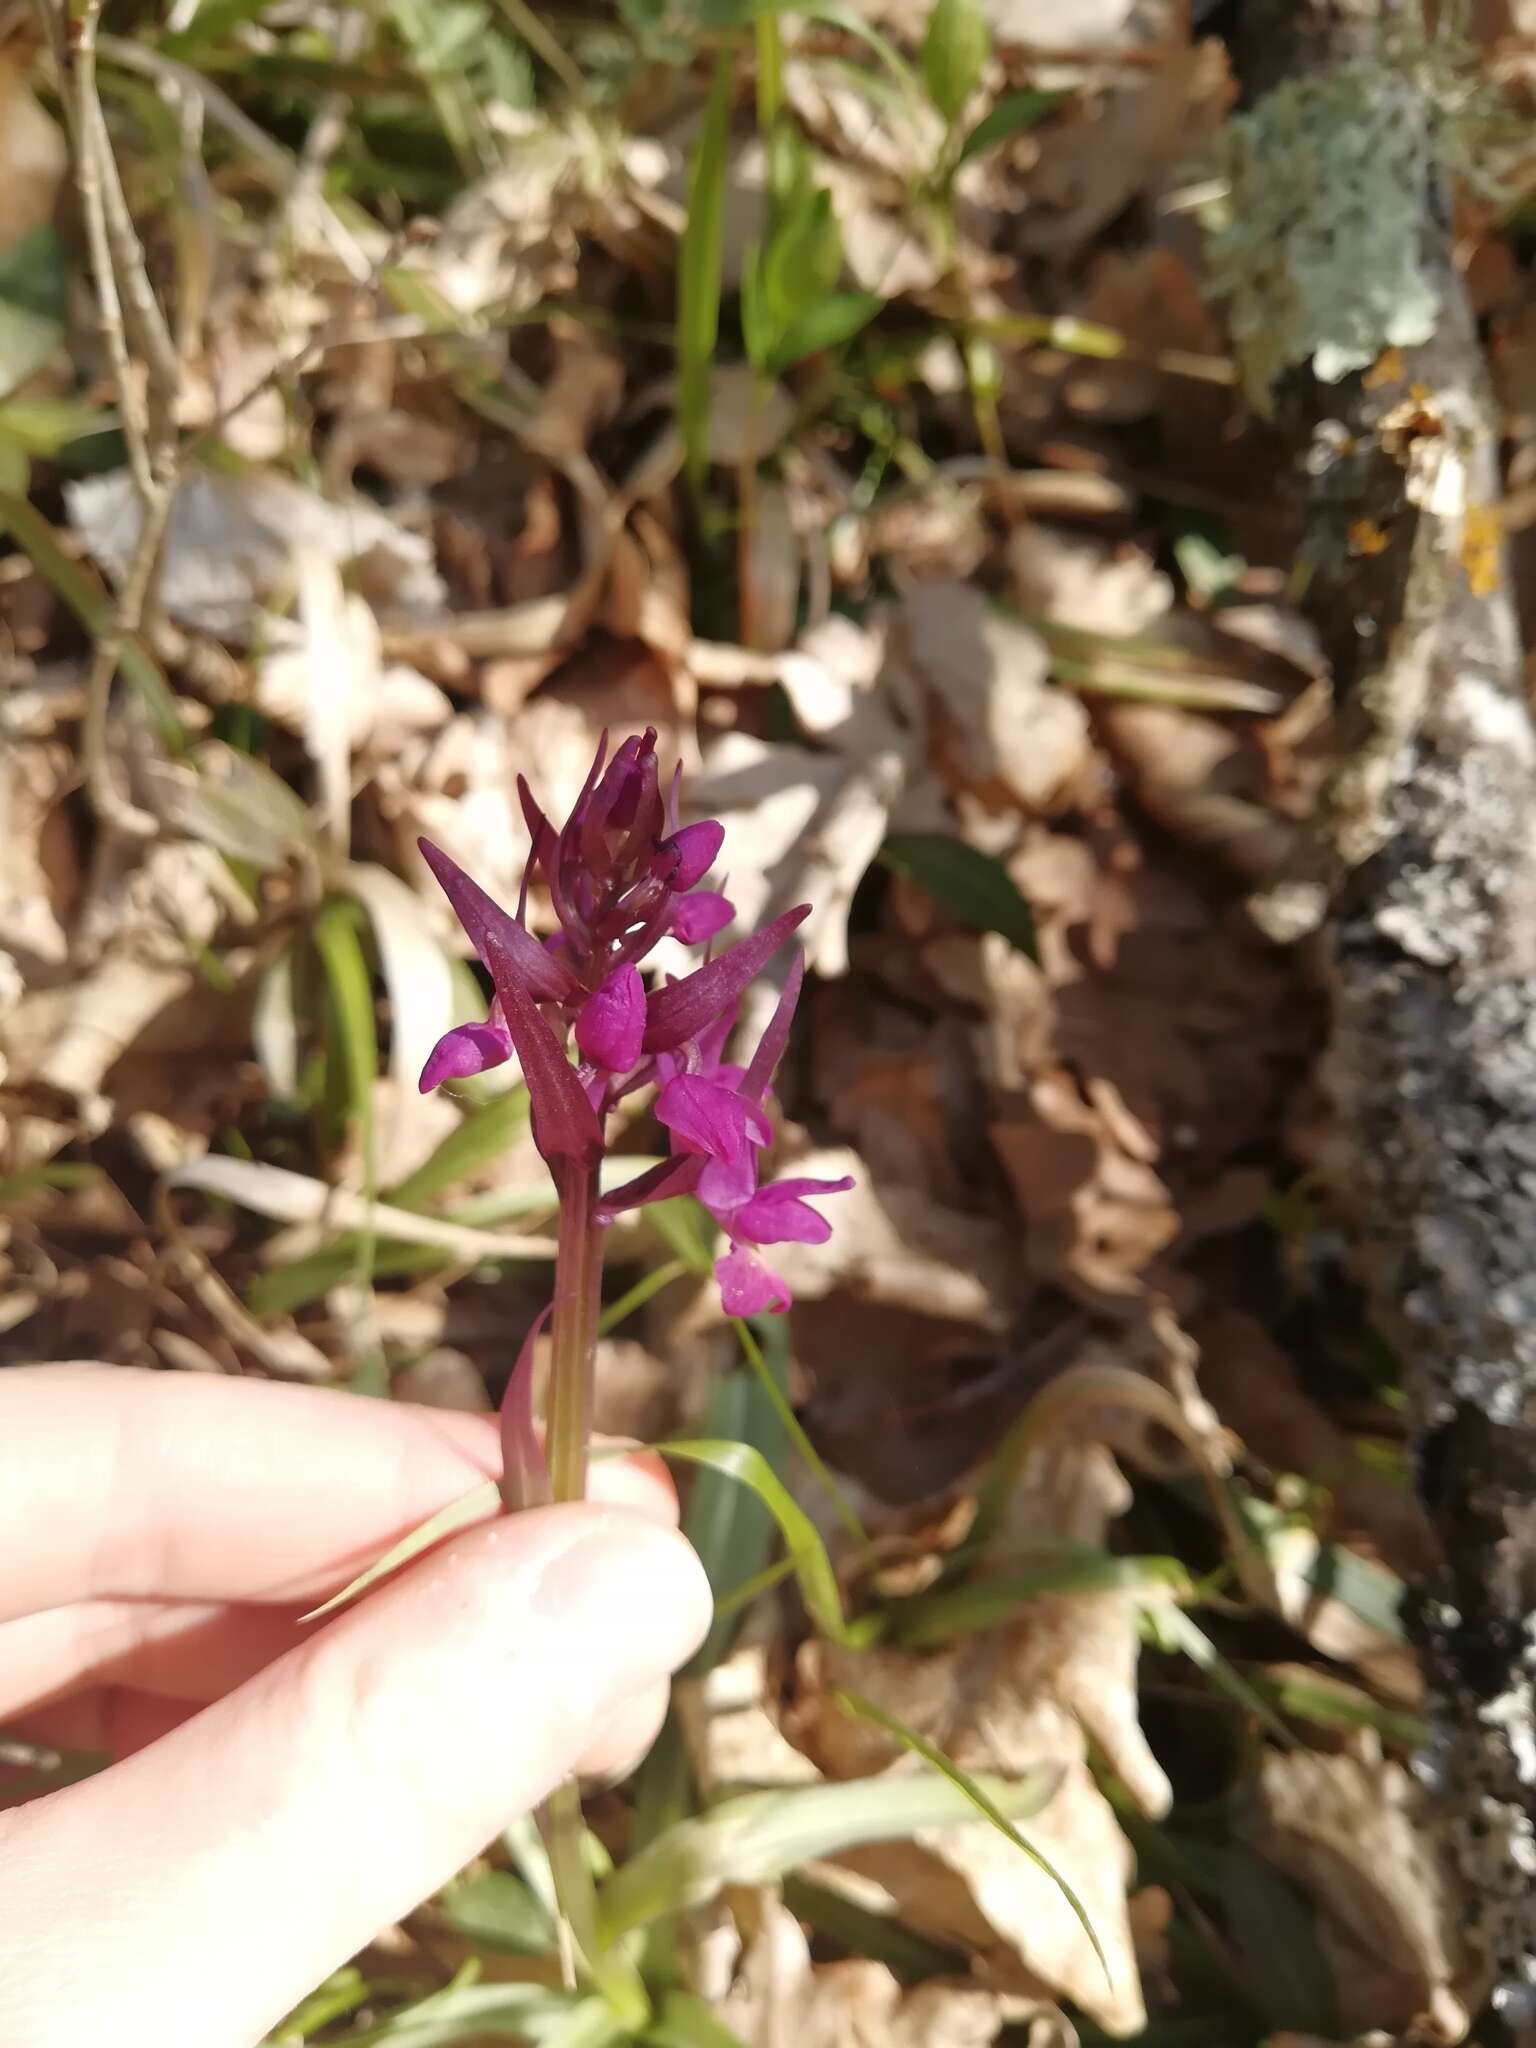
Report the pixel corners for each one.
[0,1364,713,2047]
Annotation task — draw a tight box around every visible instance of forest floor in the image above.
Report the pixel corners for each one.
[4,0,1535,2041]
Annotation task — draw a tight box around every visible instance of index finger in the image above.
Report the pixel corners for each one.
[0,1364,676,1621]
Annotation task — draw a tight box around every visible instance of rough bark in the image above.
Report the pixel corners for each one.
[1229,3,1536,2019]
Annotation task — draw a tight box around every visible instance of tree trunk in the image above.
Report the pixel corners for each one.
[1227,3,1536,2021]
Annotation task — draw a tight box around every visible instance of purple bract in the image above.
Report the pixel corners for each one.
[419,728,849,1313]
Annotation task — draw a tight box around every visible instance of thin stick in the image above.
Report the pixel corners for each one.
[51,0,182,839]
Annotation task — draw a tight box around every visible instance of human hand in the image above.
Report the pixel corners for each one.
[0,1363,711,2048]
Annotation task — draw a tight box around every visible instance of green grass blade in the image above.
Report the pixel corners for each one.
[832,1686,1110,1987]
[677,50,733,500]
[780,1875,964,1981]
[312,899,380,1292]
[679,1346,791,1677]
[389,1086,532,1208]
[878,833,1036,958]
[731,1317,865,1548]
[0,490,184,748]
[598,1256,690,1336]
[890,1552,1190,1649]
[650,1438,855,1648]
[644,1992,746,2048]
[439,1870,555,1956]
[597,1763,1059,1940]
[302,1480,499,1620]
[957,87,1063,164]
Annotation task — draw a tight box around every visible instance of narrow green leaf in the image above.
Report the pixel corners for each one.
[247,1240,449,1318]
[1213,1846,1338,2035]
[270,1968,370,2041]
[0,397,114,455]
[644,1195,718,1275]
[767,291,882,373]
[732,1316,866,1548]
[440,1870,555,1956]
[598,1255,690,1335]
[0,1163,102,1202]
[313,899,379,1150]
[390,1086,532,1208]
[679,1338,792,1678]
[644,1992,746,2048]
[651,1438,854,1648]
[538,1998,633,2048]
[891,1552,1190,1649]
[1143,1605,1295,1748]
[302,1480,499,1620]
[678,52,734,497]
[0,491,184,747]
[781,1874,964,1981]
[832,1687,1110,1986]
[957,87,1063,164]
[879,832,1037,957]
[148,741,315,868]
[326,1979,580,2046]
[920,0,988,125]
[597,1761,1059,1940]
[0,228,67,400]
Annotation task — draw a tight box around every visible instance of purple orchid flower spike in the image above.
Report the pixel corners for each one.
[419,728,849,1322]
[416,727,851,2015]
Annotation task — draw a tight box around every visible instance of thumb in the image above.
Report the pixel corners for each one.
[0,1504,712,2048]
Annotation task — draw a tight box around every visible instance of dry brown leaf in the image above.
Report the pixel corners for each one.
[0,836,231,1164]
[0,31,63,255]
[1024,42,1235,262]
[890,584,1094,816]
[788,1452,1163,2035]
[682,672,907,984]
[0,739,75,969]
[1095,702,1298,884]
[717,1899,1043,2048]
[67,468,444,638]
[764,1144,1015,1328]
[991,1070,1178,1304]
[1009,526,1172,638]
[1241,1749,1475,2043]
[256,586,451,764]
[1192,1306,1436,1580]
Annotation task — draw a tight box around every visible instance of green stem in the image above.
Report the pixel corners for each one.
[546,1163,603,1503]
[755,11,783,132]
[541,1163,649,2029]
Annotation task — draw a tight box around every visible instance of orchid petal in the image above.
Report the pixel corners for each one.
[742,951,805,1105]
[419,839,578,1004]
[418,1018,513,1094]
[698,1150,759,1217]
[665,819,725,892]
[574,964,645,1074]
[733,1173,855,1246]
[595,1153,704,1221]
[716,1246,791,1315]
[672,890,735,945]
[656,1074,771,1163]
[643,905,810,1054]
[483,929,603,1169]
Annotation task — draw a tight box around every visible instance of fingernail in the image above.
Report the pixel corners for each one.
[530,1512,710,1679]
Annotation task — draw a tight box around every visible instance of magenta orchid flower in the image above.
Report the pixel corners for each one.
[419,728,849,1316]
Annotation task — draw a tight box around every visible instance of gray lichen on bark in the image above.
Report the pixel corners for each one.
[1222,1,1536,2019]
